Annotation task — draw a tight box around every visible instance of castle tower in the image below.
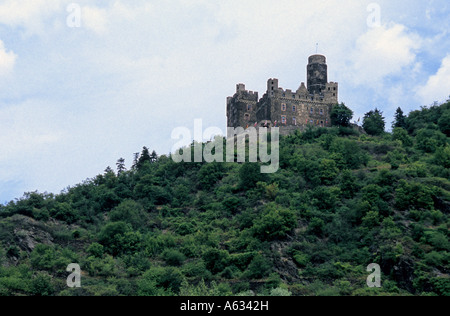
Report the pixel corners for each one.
[227,54,338,135]
[307,54,328,96]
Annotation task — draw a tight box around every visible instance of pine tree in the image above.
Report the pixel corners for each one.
[136,147,151,169]
[150,150,158,163]
[116,158,126,175]
[392,107,407,129]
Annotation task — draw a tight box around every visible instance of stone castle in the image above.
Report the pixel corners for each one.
[227,54,338,135]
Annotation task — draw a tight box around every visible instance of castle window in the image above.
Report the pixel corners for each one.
[281,103,286,111]
[333,87,336,91]
[292,94,295,99]
[310,108,314,114]
[320,109,323,115]
[281,116,286,124]
[247,105,252,111]
[293,117,297,125]
[333,93,336,96]
[292,105,296,112]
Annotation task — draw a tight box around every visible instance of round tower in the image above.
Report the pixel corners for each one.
[307,54,328,96]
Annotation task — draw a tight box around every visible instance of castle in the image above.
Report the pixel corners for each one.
[227,54,338,135]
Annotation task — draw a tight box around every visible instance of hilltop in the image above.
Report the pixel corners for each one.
[0,102,449,296]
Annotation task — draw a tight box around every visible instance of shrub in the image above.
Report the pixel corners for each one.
[416,128,447,153]
[162,249,186,266]
[30,273,54,296]
[252,203,297,241]
[50,202,79,224]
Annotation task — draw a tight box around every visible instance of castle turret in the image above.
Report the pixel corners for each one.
[307,54,328,96]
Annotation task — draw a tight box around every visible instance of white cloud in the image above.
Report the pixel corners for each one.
[417,55,450,104]
[0,40,16,76]
[0,0,62,35]
[82,6,108,35]
[347,23,422,86]
[0,101,64,161]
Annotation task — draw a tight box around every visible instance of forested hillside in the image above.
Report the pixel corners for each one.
[1,102,449,296]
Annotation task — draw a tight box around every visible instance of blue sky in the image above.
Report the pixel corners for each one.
[0,0,449,203]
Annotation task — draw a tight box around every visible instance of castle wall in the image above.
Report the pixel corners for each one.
[227,55,338,133]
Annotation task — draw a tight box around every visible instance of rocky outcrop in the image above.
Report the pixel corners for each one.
[10,215,54,253]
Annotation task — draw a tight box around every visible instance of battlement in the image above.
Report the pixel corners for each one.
[227,54,339,132]
[230,83,258,101]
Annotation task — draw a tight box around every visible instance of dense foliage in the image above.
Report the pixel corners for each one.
[1,102,449,296]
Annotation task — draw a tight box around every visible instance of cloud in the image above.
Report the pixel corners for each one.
[0,0,62,35]
[347,23,422,86]
[417,55,450,104]
[0,40,16,76]
[0,100,64,161]
[82,6,108,35]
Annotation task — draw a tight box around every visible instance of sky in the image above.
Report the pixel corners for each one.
[0,0,449,203]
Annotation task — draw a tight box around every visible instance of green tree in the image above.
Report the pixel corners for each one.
[434,146,450,168]
[243,255,272,279]
[198,162,225,190]
[50,202,79,224]
[330,103,353,127]
[109,200,148,230]
[339,170,358,199]
[136,146,151,169]
[162,249,186,266]
[239,163,266,189]
[392,127,413,147]
[150,150,158,163]
[392,107,407,129]
[30,273,54,296]
[438,109,450,136]
[116,158,126,175]
[395,180,435,211]
[319,159,339,185]
[252,203,297,241]
[138,267,184,295]
[363,108,385,136]
[98,221,142,255]
[416,128,447,153]
[87,242,104,258]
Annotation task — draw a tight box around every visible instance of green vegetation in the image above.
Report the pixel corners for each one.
[0,102,449,296]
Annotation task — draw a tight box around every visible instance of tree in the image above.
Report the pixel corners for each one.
[392,107,407,129]
[415,128,447,153]
[116,158,126,175]
[252,203,297,241]
[392,127,413,147]
[150,150,158,163]
[434,146,450,168]
[438,109,450,136]
[109,200,148,230]
[239,163,266,189]
[363,108,385,136]
[339,170,358,199]
[136,147,151,169]
[30,273,54,296]
[330,103,353,127]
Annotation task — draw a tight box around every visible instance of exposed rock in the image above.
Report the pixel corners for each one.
[10,215,54,252]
